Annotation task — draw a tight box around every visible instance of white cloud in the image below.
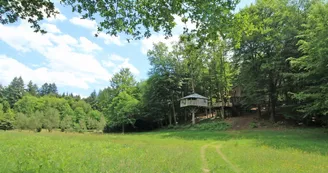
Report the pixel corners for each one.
[103,54,140,76]
[0,21,111,89]
[42,23,61,33]
[0,55,90,89]
[69,17,97,30]
[79,37,102,52]
[69,17,124,46]
[140,15,197,54]
[102,60,115,68]
[110,54,126,61]
[96,32,124,46]
[117,59,140,76]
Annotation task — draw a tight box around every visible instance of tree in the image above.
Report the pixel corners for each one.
[231,0,302,121]
[14,95,43,115]
[6,77,25,107]
[14,113,28,130]
[146,42,183,125]
[110,68,136,95]
[39,83,58,96]
[96,115,107,132]
[0,104,13,130]
[85,90,98,110]
[60,115,73,132]
[290,1,328,121]
[43,108,60,132]
[79,119,87,132]
[27,81,38,96]
[39,83,49,96]
[86,117,97,130]
[109,91,139,134]
[27,111,43,132]
[74,107,87,123]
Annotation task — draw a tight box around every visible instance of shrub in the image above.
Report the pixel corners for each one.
[43,108,60,132]
[27,111,43,132]
[60,116,73,132]
[14,113,28,130]
[173,121,231,131]
[193,121,231,131]
[249,121,258,128]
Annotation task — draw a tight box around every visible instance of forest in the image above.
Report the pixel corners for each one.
[1,0,328,133]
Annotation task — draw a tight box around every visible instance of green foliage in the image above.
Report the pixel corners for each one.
[61,0,238,41]
[290,1,328,117]
[27,81,38,96]
[60,116,73,132]
[14,95,43,115]
[27,111,43,132]
[39,83,58,96]
[109,91,139,133]
[74,107,86,123]
[43,108,60,132]
[96,115,107,132]
[231,0,306,121]
[14,113,28,130]
[0,0,58,33]
[79,119,87,133]
[191,121,231,131]
[0,104,14,130]
[6,77,25,108]
[249,121,259,128]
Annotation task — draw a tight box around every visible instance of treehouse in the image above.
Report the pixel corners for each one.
[180,93,208,124]
[180,93,208,108]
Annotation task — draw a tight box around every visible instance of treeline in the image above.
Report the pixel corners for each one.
[0,77,106,132]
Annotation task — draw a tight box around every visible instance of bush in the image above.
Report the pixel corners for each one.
[60,116,73,132]
[27,111,43,132]
[43,108,60,132]
[193,121,231,131]
[14,113,28,130]
[174,121,231,131]
[249,121,258,128]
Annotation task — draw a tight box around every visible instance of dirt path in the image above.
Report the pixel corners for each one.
[225,114,257,130]
[215,146,241,173]
[200,145,210,173]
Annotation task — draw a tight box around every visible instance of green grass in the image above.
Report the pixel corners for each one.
[1,129,328,173]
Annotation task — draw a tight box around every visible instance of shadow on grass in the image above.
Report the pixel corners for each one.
[157,129,328,156]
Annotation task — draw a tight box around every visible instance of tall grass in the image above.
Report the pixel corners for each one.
[0,129,327,172]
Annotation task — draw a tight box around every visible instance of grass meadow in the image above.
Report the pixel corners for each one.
[1,129,328,173]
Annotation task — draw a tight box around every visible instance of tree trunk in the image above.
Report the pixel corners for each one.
[269,83,277,122]
[122,124,125,134]
[205,108,208,118]
[257,104,262,119]
[168,112,172,126]
[184,109,187,122]
[220,93,225,119]
[192,112,195,125]
[270,97,277,122]
[171,96,177,125]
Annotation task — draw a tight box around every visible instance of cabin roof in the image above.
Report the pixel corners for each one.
[181,93,207,100]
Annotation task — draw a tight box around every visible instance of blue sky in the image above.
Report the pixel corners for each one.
[0,0,254,98]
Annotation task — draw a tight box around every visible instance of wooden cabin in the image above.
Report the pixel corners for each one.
[180,93,208,108]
